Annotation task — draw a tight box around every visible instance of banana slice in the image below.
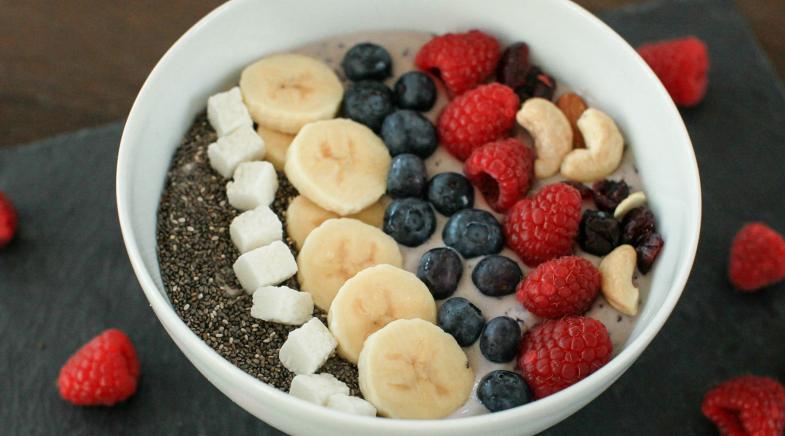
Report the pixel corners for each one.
[286,195,390,249]
[297,218,402,310]
[328,264,436,364]
[240,53,343,134]
[257,125,295,171]
[358,319,474,419]
[285,119,390,215]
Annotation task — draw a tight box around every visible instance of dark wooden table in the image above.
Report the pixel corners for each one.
[1,0,783,147]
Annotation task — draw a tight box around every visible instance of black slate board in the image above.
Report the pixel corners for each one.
[2,0,785,434]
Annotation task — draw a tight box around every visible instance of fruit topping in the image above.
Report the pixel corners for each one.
[562,180,594,199]
[729,223,785,292]
[289,373,350,406]
[207,86,253,137]
[341,42,393,81]
[620,206,656,245]
[437,297,485,347]
[496,42,530,90]
[426,172,475,216]
[230,205,283,254]
[443,208,504,258]
[519,316,612,398]
[393,71,437,111]
[415,30,501,96]
[381,109,438,158]
[383,198,437,247]
[437,83,519,161]
[592,179,630,212]
[636,232,664,275]
[417,247,464,299]
[518,256,601,319]
[57,329,140,406]
[513,66,557,102]
[578,210,621,256]
[477,370,533,413]
[504,183,582,266]
[472,255,523,297]
[479,316,521,363]
[341,81,395,132]
[226,161,278,211]
[637,36,709,107]
[279,318,337,375]
[251,285,314,326]
[464,138,535,213]
[233,240,298,292]
[386,153,428,199]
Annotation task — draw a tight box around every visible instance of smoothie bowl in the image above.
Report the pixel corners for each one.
[116,0,701,434]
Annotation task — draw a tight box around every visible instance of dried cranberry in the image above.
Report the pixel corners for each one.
[621,207,656,245]
[578,210,621,256]
[496,42,530,89]
[562,181,593,199]
[592,179,630,212]
[636,232,664,274]
[513,66,556,102]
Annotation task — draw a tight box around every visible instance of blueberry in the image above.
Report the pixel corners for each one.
[472,255,523,297]
[380,110,437,158]
[387,154,427,198]
[341,81,395,132]
[438,297,485,346]
[427,172,474,216]
[417,247,463,299]
[443,209,503,258]
[479,316,522,363]
[578,210,621,256]
[383,198,436,247]
[477,370,532,412]
[393,71,437,111]
[341,42,392,81]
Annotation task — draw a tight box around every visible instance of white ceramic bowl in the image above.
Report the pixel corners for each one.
[116,0,701,434]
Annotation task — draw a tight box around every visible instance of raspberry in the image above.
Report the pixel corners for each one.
[729,223,785,292]
[0,192,17,247]
[464,138,535,212]
[702,375,785,436]
[504,183,582,266]
[518,316,612,399]
[415,30,501,96]
[57,329,140,406]
[517,256,601,318]
[437,84,519,160]
[637,36,709,107]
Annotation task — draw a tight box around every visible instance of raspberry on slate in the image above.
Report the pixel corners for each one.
[464,138,535,212]
[57,329,140,406]
[519,316,612,399]
[517,256,601,319]
[702,375,785,436]
[437,83,520,161]
[0,192,18,247]
[637,36,709,107]
[415,30,501,96]
[504,183,583,266]
[729,223,785,292]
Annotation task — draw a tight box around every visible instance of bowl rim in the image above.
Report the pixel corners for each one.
[116,0,702,431]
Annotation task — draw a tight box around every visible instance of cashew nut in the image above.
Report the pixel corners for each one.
[614,192,647,219]
[516,98,573,179]
[560,108,624,182]
[599,244,639,316]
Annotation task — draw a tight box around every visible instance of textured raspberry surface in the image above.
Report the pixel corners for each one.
[437,83,519,161]
[517,256,601,318]
[415,30,501,96]
[702,375,785,436]
[519,316,612,399]
[729,223,785,292]
[504,183,582,266]
[637,36,709,107]
[464,138,535,212]
[58,329,140,406]
[0,192,17,247]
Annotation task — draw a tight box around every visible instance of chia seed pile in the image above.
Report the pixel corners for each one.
[156,114,360,394]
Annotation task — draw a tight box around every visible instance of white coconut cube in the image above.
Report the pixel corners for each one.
[230,206,282,254]
[251,286,313,325]
[207,86,253,137]
[232,240,297,292]
[279,318,337,375]
[326,394,377,416]
[289,373,349,406]
[207,124,266,178]
[226,161,278,211]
